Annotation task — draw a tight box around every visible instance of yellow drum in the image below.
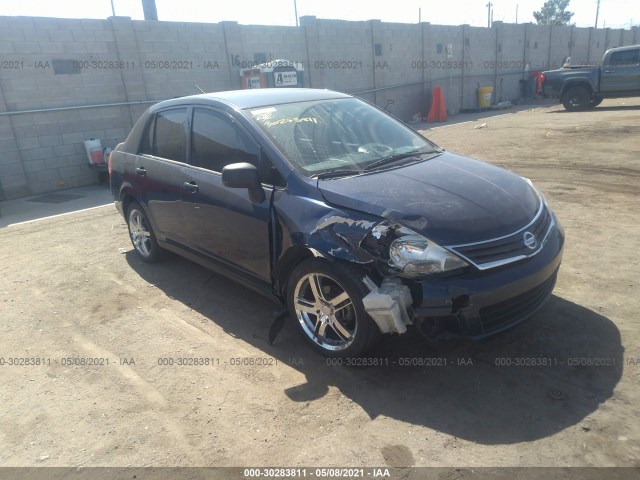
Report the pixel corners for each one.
[477,86,493,108]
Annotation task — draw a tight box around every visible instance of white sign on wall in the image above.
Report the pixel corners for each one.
[274,71,298,86]
[248,77,261,89]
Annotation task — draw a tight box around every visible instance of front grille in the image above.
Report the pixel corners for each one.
[479,270,557,334]
[449,205,553,270]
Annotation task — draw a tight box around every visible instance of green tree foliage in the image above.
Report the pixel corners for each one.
[533,0,574,25]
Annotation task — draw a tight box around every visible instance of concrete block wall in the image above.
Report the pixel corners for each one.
[302,17,376,94]
[569,27,592,65]
[130,19,230,97]
[460,25,495,111]
[495,23,525,102]
[423,24,465,113]
[0,17,140,198]
[367,21,424,117]
[235,24,308,88]
[0,14,637,199]
[0,90,27,199]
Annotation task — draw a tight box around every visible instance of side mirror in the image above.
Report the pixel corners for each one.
[222,162,265,203]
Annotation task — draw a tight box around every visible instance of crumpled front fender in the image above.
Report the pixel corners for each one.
[306,214,382,265]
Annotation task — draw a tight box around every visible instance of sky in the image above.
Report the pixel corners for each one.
[0,0,637,29]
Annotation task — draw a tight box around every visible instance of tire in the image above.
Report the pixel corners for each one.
[286,259,381,358]
[126,201,165,263]
[588,97,603,108]
[561,86,591,111]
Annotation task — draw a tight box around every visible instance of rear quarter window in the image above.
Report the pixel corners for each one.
[139,115,155,155]
[153,108,188,162]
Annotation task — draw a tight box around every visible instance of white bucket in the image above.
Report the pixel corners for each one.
[83,139,104,165]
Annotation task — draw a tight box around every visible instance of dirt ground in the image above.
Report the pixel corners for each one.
[1,98,639,470]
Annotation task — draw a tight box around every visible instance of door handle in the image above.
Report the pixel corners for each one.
[135,167,147,176]
[183,181,199,193]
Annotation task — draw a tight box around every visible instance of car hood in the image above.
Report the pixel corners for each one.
[317,152,540,245]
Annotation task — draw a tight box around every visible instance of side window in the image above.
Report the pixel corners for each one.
[610,50,639,66]
[191,108,259,172]
[139,115,155,155]
[153,108,187,162]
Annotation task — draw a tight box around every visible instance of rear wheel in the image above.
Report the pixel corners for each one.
[562,86,591,111]
[126,201,164,263]
[588,97,603,108]
[287,259,380,358]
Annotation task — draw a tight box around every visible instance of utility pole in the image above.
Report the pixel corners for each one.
[486,2,493,28]
[141,0,158,20]
[516,4,518,24]
[110,0,116,16]
[294,0,299,27]
[419,7,421,23]
[595,0,600,28]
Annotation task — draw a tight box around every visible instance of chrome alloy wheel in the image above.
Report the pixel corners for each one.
[293,273,357,351]
[128,209,152,258]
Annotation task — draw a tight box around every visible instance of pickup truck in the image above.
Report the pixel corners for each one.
[538,44,640,111]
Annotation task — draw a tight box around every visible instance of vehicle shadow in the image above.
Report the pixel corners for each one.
[126,252,623,445]
[548,104,640,113]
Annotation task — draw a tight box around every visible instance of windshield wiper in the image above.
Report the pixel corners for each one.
[363,148,442,171]
[312,169,363,180]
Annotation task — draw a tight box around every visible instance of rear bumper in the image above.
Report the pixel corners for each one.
[412,221,564,339]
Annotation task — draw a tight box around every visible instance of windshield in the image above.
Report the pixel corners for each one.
[246,97,440,177]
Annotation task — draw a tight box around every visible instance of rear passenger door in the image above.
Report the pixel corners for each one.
[135,107,189,242]
[600,48,640,93]
[182,107,272,282]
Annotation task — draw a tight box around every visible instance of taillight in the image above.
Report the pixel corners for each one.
[537,73,545,93]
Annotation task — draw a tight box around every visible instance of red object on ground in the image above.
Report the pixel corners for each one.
[534,71,544,94]
[89,149,105,165]
[427,86,447,122]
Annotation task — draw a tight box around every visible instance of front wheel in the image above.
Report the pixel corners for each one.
[286,259,380,358]
[562,86,591,111]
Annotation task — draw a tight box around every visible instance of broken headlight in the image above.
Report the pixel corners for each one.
[389,229,469,277]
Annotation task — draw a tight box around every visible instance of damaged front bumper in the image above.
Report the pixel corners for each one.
[363,222,564,340]
[362,277,413,334]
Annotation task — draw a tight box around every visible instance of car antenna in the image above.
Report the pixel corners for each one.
[195,84,205,94]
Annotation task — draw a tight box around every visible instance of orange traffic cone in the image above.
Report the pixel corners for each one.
[427,86,448,122]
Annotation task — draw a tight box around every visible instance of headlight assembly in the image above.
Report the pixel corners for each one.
[388,229,469,277]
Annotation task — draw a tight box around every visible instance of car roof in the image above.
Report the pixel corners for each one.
[151,88,352,111]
